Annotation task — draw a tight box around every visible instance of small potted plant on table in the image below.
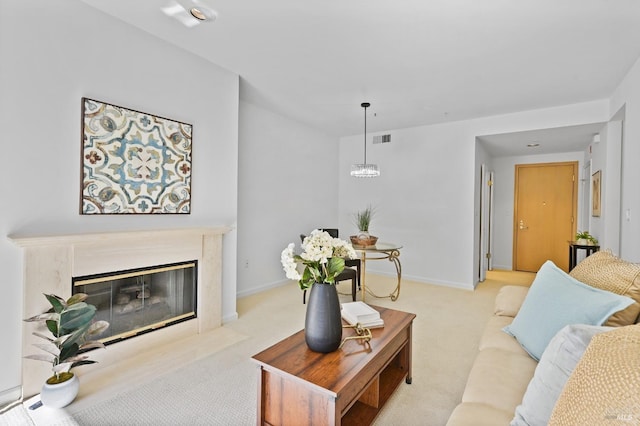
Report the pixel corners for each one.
[351,205,378,247]
[24,293,109,408]
[575,230,598,245]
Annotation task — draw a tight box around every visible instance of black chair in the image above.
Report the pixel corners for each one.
[300,230,361,304]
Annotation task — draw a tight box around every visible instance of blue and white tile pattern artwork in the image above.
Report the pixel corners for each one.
[81,98,192,214]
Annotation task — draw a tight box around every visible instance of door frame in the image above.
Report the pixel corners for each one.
[478,164,495,281]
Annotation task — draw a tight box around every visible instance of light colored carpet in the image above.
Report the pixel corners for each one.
[2,270,533,426]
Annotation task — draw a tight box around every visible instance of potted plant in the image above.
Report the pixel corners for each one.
[24,293,109,408]
[351,205,378,246]
[281,229,357,352]
[575,230,598,245]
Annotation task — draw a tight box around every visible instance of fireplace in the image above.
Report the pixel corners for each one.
[73,261,198,344]
[10,227,230,398]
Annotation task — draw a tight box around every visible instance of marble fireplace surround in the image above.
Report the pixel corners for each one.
[10,227,230,398]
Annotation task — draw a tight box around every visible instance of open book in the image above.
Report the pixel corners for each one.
[341,301,384,328]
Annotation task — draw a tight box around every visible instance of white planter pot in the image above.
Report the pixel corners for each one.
[40,374,79,408]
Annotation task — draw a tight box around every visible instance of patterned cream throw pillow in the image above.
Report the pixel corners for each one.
[569,250,640,326]
[548,324,640,425]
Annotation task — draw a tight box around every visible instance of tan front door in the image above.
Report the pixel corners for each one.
[514,162,577,272]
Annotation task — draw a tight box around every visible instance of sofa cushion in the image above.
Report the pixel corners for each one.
[494,285,529,317]
[503,260,633,360]
[511,324,611,426]
[479,316,528,355]
[446,402,514,426]
[569,250,640,326]
[461,348,538,414]
[548,324,640,425]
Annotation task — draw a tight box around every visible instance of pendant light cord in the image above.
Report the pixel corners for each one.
[362,102,370,164]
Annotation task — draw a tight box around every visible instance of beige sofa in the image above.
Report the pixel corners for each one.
[447,251,640,426]
[446,285,536,425]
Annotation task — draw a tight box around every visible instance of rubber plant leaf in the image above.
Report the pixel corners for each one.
[59,342,80,364]
[46,319,59,336]
[24,354,56,364]
[86,320,109,337]
[44,294,66,314]
[32,342,60,357]
[66,293,88,305]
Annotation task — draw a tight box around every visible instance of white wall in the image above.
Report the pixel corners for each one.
[237,101,339,297]
[338,101,609,289]
[610,56,640,261]
[0,1,239,405]
[490,152,585,270]
[588,121,623,253]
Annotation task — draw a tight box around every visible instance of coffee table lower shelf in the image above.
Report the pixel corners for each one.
[252,306,415,426]
[341,361,409,426]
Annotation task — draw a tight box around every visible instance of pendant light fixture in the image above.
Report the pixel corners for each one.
[350,102,380,177]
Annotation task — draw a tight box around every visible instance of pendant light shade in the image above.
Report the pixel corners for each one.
[351,102,380,178]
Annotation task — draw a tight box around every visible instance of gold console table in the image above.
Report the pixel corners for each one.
[353,242,403,301]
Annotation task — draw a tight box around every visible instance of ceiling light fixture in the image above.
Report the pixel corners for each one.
[190,7,208,20]
[161,1,217,27]
[351,102,380,178]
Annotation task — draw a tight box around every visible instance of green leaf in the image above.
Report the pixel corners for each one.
[61,322,92,349]
[59,342,79,364]
[326,257,345,280]
[44,294,65,314]
[64,301,89,312]
[70,360,97,370]
[46,319,59,336]
[67,293,88,305]
[59,305,95,333]
[299,267,314,290]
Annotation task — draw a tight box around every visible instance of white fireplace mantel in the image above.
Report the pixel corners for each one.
[10,226,231,398]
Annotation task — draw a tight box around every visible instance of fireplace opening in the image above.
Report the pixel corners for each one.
[72,261,197,345]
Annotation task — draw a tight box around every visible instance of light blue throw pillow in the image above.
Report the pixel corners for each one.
[503,260,633,361]
[511,324,612,426]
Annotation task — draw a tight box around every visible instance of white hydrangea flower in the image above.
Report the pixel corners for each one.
[280,243,301,280]
[281,229,357,290]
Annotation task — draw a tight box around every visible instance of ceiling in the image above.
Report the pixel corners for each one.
[81,0,640,154]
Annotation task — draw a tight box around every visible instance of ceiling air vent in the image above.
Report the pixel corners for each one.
[373,134,392,144]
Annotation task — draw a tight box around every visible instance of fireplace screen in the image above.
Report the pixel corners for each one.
[73,261,197,344]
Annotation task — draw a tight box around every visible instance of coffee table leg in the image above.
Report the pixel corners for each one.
[360,252,367,302]
[406,322,413,384]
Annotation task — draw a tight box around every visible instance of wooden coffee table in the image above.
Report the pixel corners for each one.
[252,306,415,426]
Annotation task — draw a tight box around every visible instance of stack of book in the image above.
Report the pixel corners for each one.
[341,301,384,328]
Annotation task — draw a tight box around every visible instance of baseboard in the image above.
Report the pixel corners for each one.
[236,279,289,299]
[222,312,239,323]
[398,273,474,290]
[490,264,512,271]
[0,386,22,413]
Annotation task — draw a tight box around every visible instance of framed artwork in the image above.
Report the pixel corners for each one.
[592,170,601,217]
[81,98,192,214]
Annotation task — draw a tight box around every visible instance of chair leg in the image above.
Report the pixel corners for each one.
[351,276,356,301]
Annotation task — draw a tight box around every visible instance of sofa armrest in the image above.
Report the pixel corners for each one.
[494,285,529,317]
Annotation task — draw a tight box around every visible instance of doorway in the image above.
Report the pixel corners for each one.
[513,162,577,272]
